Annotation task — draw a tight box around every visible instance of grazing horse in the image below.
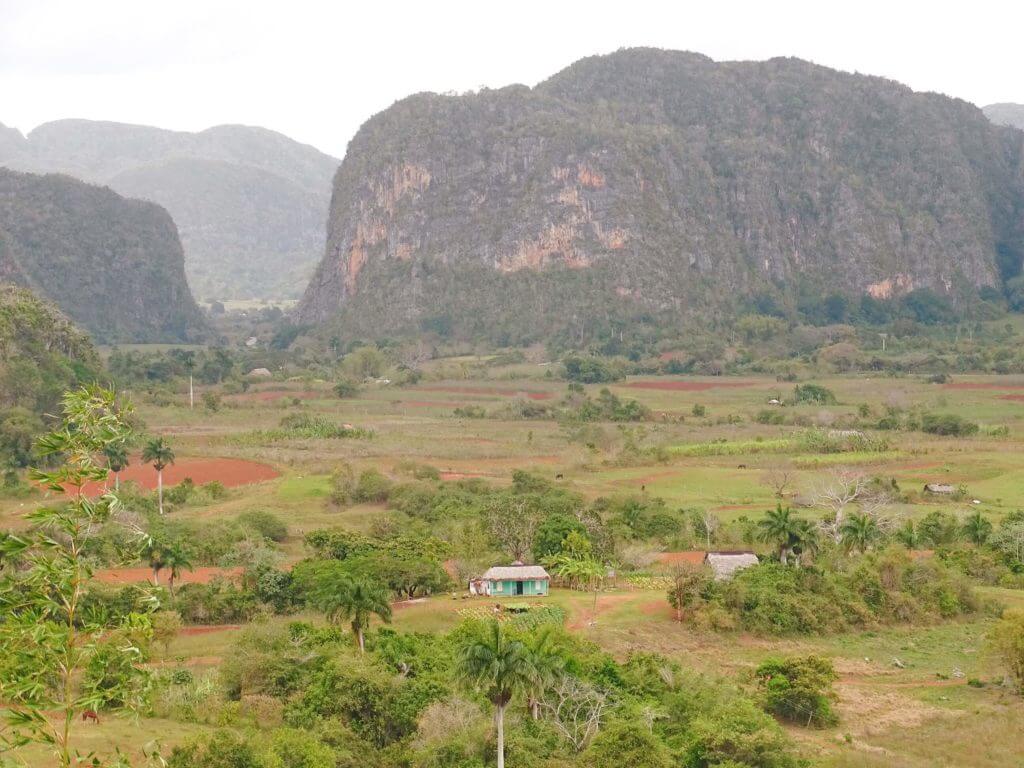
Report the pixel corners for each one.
[82,710,99,724]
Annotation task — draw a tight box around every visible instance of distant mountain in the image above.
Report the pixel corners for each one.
[299,49,1024,344]
[984,103,1024,130]
[0,168,207,342]
[0,120,338,300]
[0,282,102,418]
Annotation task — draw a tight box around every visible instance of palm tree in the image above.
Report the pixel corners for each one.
[103,442,129,491]
[790,519,820,567]
[757,505,802,565]
[317,575,392,652]
[961,510,993,545]
[840,512,881,554]
[142,437,175,514]
[163,541,194,597]
[458,621,533,768]
[522,626,564,720]
[895,519,920,549]
[143,540,166,586]
[549,554,605,608]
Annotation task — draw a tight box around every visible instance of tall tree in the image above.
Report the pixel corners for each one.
[522,626,565,720]
[312,571,392,652]
[839,512,882,554]
[961,510,993,545]
[0,386,149,768]
[142,436,175,515]
[458,621,533,768]
[757,505,802,566]
[163,540,194,597]
[102,441,129,491]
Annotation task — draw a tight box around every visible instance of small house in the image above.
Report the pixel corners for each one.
[924,483,955,495]
[480,562,550,597]
[704,551,758,581]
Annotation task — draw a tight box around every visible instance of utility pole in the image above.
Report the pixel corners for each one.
[879,332,888,352]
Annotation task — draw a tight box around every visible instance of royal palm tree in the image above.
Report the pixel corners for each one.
[143,540,166,586]
[103,442,129,491]
[895,519,920,549]
[142,437,175,514]
[757,505,802,565]
[163,541,194,597]
[458,621,533,768]
[961,510,993,545]
[840,512,882,554]
[790,518,820,568]
[522,626,565,720]
[317,575,392,652]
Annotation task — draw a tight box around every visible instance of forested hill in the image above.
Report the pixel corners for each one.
[298,48,1024,344]
[0,120,339,301]
[985,103,1024,130]
[0,168,207,343]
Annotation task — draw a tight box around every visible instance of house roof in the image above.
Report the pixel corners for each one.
[481,564,550,580]
[705,552,759,580]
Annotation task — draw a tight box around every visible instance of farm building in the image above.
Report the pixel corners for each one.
[923,483,956,495]
[478,562,550,596]
[704,551,759,580]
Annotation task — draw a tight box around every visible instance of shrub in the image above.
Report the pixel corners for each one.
[563,355,624,384]
[583,721,673,768]
[989,609,1024,694]
[755,656,838,727]
[333,379,360,398]
[692,403,707,417]
[238,510,289,542]
[792,384,837,405]
[920,413,979,436]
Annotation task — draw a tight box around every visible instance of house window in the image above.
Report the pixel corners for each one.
[535,580,543,590]
[495,582,502,592]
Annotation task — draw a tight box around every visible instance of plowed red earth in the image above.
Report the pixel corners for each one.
[231,389,323,401]
[72,457,279,496]
[625,380,757,391]
[413,385,552,400]
[944,382,1024,390]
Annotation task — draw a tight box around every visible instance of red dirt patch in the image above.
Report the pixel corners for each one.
[231,389,323,402]
[74,456,279,496]
[414,385,552,400]
[944,381,1024,390]
[655,551,706,566]
[440,471,489,481]
[625,380,757,392]
[1000,394,1024,402]
[93,566,243,586]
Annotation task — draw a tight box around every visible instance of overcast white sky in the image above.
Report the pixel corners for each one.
[1,0,1022,158]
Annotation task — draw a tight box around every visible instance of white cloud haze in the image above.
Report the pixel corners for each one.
[1,0,1022,157]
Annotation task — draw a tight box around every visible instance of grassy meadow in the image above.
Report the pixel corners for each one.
[6,365,1024,766]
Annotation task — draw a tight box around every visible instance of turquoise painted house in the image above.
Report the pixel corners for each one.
[480,562,550,597]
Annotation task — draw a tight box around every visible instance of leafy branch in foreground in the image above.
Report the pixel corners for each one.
[0,386,153,768]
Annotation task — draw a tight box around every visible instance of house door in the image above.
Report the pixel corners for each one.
[515,581,524,595]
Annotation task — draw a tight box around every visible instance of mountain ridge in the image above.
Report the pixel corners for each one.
[298,48,1024,343]
[0,119,339,300]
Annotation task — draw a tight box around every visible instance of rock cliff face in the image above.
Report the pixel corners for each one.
[0,168,207,342]
[0,121,338,300]
[299,49,1024,341]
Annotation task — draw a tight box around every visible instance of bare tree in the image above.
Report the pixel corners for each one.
[486,498,539,561]
[763,464,795,499]
[691,510,720,550]
[397,340,432,372]
[539,676,610,752]
[812,468,890,541]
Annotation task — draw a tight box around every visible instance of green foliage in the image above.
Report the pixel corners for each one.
[791,383,837,405]
[0,386,151,767]
[237,414,373,444]
[333,378,360,398]
[569,388,651,422]
[990,609,1024,694]
[238,510,289,542]
[563,355,624,383]
[583,721,673,768]
[920,413,979,436]
[755,656,838,727]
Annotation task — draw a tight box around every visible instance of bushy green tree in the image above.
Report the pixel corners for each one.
[755,655,838,727]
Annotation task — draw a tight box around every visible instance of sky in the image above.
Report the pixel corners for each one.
[1,0,1022,158]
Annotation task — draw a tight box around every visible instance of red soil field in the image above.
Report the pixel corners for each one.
[625,380,757,392]
[93,566,243,586]
[230,389,323,401]
[413,385,552,400]
[74,456,279,496]
[944,381,1024,390]
[1001,395,1024,402]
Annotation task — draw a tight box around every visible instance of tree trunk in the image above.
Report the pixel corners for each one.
[115,472,120,491]
[168,573,175,597]
[779,546,789,566]
[152,566,160,586]
[157,469,164,514]
[356,626,365,653]
[496,701,505,768]
[189,374,194,410]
